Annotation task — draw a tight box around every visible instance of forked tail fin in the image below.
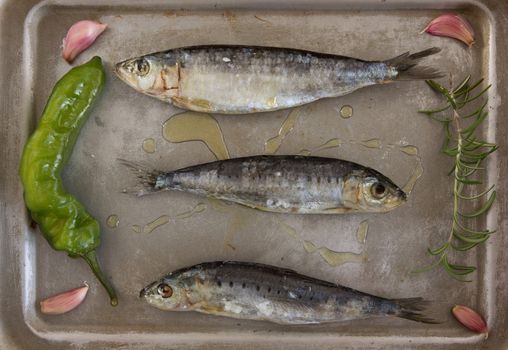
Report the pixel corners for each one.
[392,297,440,324]
[118,159,160,196]
[385,47,444,80]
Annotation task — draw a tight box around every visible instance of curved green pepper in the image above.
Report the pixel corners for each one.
[19,56,117,305]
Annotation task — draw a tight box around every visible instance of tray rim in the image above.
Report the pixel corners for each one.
[1,0,507,349]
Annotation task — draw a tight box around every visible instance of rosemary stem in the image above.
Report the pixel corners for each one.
[448,110,463,246]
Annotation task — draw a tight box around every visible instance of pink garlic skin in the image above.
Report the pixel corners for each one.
[62,20,107,63]
[423,14,475,47]
[452,305,488,337]
[40,284,89,315]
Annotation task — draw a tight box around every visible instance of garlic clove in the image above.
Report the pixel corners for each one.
[452,305,488,337]
[422,14,475,47]
[62,20,107,63]
[40,284,89,315]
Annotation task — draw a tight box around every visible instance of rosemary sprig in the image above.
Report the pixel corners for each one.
[417,75,497,281]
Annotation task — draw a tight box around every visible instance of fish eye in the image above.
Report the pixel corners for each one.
[157,283,173,298]
[371,182,387,199]
[136,59,150,76]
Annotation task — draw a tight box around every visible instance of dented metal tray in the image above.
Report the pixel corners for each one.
[1,0,508,349]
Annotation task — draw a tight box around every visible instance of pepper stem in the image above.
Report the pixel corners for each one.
[82,251,118,306]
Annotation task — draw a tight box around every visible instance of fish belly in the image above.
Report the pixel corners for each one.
[171,170,344,213]
[174,52,377,113]
[189,262,378,324]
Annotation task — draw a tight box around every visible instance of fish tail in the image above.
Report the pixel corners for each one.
[391,297,440,324]
[385,47,444,81]
[118,159,162,196]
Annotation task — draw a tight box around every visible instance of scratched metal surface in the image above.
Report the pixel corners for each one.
[0,0,507,349]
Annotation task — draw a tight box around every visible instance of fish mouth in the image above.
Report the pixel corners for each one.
[139,280,160,298]
[114,58,136,78]
[139,284,155,298]
[114,62,139,90]
[114,62,126,78]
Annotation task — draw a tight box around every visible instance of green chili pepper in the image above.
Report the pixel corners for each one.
[19,56,117,306]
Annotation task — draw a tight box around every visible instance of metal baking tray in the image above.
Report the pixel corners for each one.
[1,0,507,349]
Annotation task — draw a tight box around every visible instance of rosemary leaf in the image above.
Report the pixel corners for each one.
[452,229,488,244]
[454,78,483,98]
[429,243,450,256]
[419,105,451,115]
[453,217,493,236]
[458,84,491,107]
[462,100,488,119]
[456,184,495,200]
[459,191,496,218]
[461,110,488,135]
[452,242,479,251]
[453,75,472,95]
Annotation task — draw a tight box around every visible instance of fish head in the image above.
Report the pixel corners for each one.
[115,54,179,101]
[139,274,192,311]
[343,169,406,212]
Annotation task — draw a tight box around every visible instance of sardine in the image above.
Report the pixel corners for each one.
[115,45,442,114]
[140,261,437,324]
[121,155,406,214]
